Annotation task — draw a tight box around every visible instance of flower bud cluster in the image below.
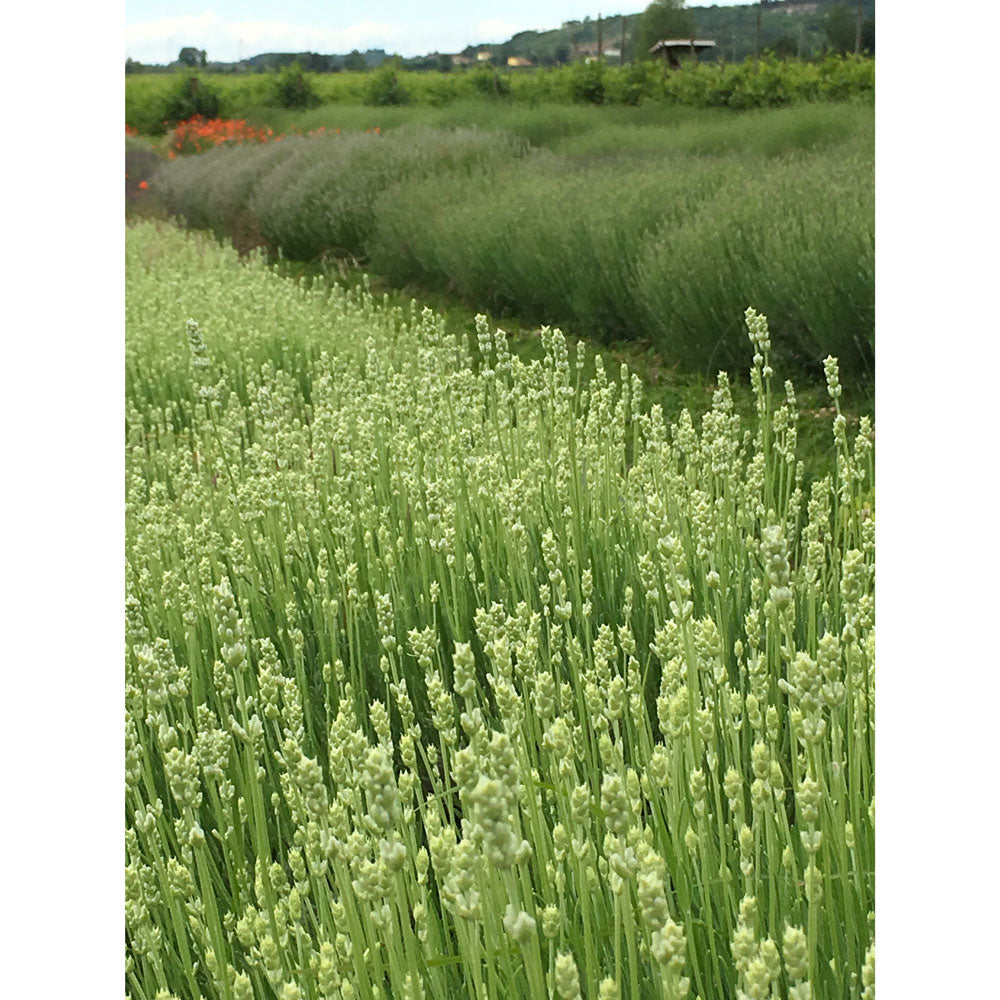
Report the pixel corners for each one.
[127,232,874,1000]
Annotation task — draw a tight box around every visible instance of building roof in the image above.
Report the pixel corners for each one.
[649,39,717,53]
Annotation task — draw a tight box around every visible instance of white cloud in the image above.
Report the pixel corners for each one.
[125,10,408,64]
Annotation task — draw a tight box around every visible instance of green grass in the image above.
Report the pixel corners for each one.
[237,101,712,149]
[551,102,872,159]
[232,100,871,161]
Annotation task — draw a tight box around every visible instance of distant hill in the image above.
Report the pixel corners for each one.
[487,0,874,66]
[128,1,874,73]
[130,49,392,75]
[241,50,389,72]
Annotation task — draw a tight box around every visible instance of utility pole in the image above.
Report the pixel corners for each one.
[598,12,603,59]
[620,15,627,65]
[755,1,763,63]
[855,0,863,53]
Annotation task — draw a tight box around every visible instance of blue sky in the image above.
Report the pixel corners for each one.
[125,1,760,64]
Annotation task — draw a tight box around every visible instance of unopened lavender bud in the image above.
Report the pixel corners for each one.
[503,905,537,946]
[783,925,808,981]
[554,952,582,1000]
[542,904,560,939]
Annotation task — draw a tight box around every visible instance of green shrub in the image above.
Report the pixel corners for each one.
[421,73,461,106]
[631,149,874,370]
[271,60,321,109]
[568,59,606,105]
[608,61,661,106]
[125,134,155,156]
[367,156,724,338]
[244,128,527,261]
[365,64,411,106]
[125,137,161,208]
[125,57,875,124]
[150,105,874,371]
[469,66,511,99]
[365,113,872,371]
[160,75,222,130]
[151,140,301,239]
[125,75,176,134]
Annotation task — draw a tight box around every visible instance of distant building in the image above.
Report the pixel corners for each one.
[506,56,533,68]
[649,38,717,69]
[451,54,473,66]
[577,41,624,61]
[476,51,492,62]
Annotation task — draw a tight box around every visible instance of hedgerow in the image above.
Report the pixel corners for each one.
[124,56,874,130]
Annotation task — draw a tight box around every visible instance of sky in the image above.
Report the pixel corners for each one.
[125,1,761,64]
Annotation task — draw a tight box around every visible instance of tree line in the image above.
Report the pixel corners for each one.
[125,1,873,75]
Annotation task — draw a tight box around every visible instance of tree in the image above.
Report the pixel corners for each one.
[764,34,798,60]
[343,49,367,72]
[178,47,206,68]
[822,4,856,55]
[296,52,332,73]
[634,1,696,61]
[860,19,875,54]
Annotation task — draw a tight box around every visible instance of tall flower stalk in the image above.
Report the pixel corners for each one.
[126,222,874,1000]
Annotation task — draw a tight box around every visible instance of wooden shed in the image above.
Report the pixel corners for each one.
[649,38,717,69]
